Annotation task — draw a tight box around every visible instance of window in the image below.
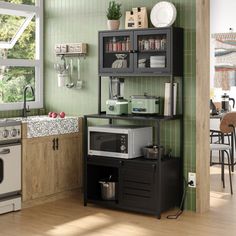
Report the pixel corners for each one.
[0,0,43,110]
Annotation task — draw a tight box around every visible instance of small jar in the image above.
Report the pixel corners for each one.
[144,40,149,50]
[138,40,142,50]
[113,37,117,52]
[121,41,126,51]
[149,39,155,50]
[126,38,131,51]
[108,40,113,52]
[155,39,161,50]
[161,38,167,50]
[105,42,109,52]
[117,41,122,52]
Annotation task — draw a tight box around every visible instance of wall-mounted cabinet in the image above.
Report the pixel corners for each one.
[99,27,183,76]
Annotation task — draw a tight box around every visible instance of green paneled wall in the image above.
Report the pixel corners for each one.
[0,0,196,211]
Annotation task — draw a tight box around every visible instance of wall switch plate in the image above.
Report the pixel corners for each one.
[188,172,196,188]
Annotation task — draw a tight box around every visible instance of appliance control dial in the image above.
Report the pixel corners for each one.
[2,129,9,138]
[10,128,17,137]
[120,145,126,151]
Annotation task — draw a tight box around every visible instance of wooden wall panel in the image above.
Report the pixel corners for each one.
[196,0,210,213]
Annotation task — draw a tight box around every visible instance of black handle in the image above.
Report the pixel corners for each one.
[56,138,59,150]
[129,50,138,53]
[152,164,156,171]
[119,160,124,166]
[0,149,10,155]
[52,138,56,150]
[229,98,235,108]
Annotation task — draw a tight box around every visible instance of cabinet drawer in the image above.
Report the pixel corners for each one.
[87,156,121,167]
[119,163,156,211]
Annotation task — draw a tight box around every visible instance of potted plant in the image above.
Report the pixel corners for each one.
[106,1,122,30]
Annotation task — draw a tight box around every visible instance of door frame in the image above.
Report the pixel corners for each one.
[196,0,210,213]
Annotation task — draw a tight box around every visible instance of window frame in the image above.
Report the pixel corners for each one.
[0,0,43,111]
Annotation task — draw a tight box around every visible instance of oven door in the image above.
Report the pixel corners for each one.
[88,131,128,158]
[0,144,21,196]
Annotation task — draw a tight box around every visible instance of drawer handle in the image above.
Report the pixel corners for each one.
[55,138,59,150]
[52,138,56,150]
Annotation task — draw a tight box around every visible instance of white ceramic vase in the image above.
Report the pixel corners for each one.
[107,20,120,30]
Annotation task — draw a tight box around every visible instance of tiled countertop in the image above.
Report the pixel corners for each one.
[18,116,79,138]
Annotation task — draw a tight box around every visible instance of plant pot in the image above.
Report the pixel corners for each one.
[107,20,120,30]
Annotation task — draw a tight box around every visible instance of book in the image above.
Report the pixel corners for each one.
[164,83,177,116]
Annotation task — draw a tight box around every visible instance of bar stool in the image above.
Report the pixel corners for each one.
[210,112,236,195]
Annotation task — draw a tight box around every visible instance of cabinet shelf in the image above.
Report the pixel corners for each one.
[85,113,183,121]
[139,50,166,53]
[105,51,130,54]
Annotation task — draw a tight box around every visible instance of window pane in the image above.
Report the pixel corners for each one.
[0,14,26,43]
[0,66,35,103]
[2,0,35,5]
[0,16,35,59]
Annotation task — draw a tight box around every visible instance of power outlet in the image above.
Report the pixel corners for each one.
[188,172,196,188]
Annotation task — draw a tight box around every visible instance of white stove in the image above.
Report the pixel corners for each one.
[0,119,21,214]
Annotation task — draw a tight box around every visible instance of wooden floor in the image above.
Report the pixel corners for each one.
[0,166,236,236]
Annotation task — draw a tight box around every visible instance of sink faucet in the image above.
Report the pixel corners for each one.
[22,85,35,117]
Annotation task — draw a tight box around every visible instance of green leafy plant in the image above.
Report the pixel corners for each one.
[106,1,122,20]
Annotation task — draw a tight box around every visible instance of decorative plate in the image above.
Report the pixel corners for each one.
[150,1,177,28]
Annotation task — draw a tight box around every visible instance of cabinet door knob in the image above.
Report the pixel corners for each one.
[119,160,124,166]
[52,138,56,150]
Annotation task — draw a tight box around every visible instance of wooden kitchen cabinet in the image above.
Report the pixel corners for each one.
[54,135,82,192]
[22,137,55,201]
[22,119,83,203]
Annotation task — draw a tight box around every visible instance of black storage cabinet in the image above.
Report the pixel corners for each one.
[99,27,183,76]
[84,26,184,219]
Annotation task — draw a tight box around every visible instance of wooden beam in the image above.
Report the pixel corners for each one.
[196,0,210,213]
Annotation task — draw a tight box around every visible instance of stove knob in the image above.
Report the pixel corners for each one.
[2,129,9,138]
[11,128,17,137]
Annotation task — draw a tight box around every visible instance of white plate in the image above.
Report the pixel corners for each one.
[150,1,177,28]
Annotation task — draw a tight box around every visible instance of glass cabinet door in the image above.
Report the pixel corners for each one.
[133,29,171,74]
[99,31,134,74]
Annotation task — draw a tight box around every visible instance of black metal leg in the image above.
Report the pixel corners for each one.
[226,150,233,195]
[231,132,234,172]
[221,151,225,188]
[84,116,88,206]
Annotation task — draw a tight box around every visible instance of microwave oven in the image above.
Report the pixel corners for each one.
[88,125,153,159]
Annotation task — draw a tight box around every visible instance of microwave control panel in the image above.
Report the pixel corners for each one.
[120,134,127,153]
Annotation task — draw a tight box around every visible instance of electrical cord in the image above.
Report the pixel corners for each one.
[166,178,189,220]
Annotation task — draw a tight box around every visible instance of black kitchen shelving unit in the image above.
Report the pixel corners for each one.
[84,27,184,219]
